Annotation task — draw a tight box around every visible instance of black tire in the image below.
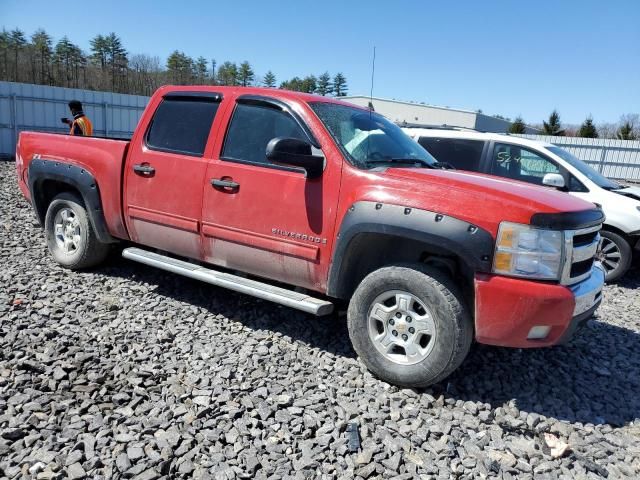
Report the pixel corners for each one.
[44,192,110,269]
[599,230,632,282]
[347,264,473,388]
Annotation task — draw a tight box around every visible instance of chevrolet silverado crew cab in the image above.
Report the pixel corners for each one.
[16,86,605,388]
[403,127,640,282]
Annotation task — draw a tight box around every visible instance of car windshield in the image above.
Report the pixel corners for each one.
[546,146,621,190]
[309,102,437,169]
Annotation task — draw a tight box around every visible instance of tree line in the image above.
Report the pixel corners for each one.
[506,110,639,140]
[0,27,349,97]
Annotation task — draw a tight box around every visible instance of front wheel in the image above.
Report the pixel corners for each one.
[44,192,110,269]
[347,264,473,388]
[598,230,632,282]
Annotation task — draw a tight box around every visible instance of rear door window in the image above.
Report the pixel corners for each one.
[418,137,485,171]
[146,97,220,156]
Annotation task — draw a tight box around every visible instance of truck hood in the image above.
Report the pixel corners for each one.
[379,167,598,233]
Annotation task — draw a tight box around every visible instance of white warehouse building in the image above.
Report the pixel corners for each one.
[340,96,539,134]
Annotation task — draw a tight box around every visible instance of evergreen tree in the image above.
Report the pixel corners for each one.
[104,33,128,91]
[332,72,347,96]
[280,76,304,91]
[617,121,637,140]
[316,71,332,96]
[301,75,317,93]
[195,56,208,84]
[508,116,526,134]
[263,70,276,87]
[166,50,194,84]
[9,29,27,81]
[31,29,52,84]
[53,37,85,87]
[0,30,9,80]
[542,110,564,136]
[217,61,238,85]
[578,116,598,138]
[238,61,254,86]
[89,34,108,69]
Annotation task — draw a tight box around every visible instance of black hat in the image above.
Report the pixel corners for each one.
[68,100,83,111]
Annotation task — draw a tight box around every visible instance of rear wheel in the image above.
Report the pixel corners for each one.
[44,192,110,269]
[598,230,632,282]
[347,264,473,388]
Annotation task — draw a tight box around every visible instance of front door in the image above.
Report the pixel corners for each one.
[124,92,223,259]
[201,96,341,291]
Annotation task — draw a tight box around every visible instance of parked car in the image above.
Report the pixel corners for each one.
[403,127,640,281]
[16,86,605,388]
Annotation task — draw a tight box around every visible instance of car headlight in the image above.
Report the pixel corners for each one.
[493,222,563,280]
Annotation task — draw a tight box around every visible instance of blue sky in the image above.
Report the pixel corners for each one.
[2,0,639,124]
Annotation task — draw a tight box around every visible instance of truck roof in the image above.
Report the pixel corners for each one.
[158,85,360,108]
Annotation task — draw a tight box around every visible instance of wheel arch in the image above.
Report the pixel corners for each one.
[28,159,116,243]
[327,202,495,300]
[602,222,633,242]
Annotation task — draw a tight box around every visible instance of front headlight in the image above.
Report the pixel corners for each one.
[493,222,563,280]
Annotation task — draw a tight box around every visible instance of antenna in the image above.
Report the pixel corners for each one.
[365,46,376,162]
[369,46,376,110]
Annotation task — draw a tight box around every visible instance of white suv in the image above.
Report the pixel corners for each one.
[403,127,640,281]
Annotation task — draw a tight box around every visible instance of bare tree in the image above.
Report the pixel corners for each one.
[129,53,162,95]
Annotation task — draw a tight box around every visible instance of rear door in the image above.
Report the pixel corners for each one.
[124,91,223,259]
[201,95,342,291]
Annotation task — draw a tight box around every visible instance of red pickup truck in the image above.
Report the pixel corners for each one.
[16,86,605,387]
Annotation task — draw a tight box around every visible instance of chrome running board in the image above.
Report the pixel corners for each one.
[122,247,334,316]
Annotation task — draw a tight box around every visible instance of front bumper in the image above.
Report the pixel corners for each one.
[474,264,605,348]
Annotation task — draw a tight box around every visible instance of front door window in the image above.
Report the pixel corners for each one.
[491,143,560,185]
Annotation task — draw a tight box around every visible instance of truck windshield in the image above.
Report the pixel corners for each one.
[310,102,437,169]
[546,146,621,190]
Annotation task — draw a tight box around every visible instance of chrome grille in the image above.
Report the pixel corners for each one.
[561,225,601,285]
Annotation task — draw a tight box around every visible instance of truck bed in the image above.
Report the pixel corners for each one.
[16,131,131,240]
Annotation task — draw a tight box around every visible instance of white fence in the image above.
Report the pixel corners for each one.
[0,81,149,159]
[515,134,640,181]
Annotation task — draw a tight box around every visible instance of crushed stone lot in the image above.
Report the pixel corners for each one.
[1,160,639,479]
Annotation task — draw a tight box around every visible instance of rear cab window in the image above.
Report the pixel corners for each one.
[146,94,221,156]
[418,137,485,171]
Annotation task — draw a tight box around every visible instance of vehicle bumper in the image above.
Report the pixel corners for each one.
[474,264,605,348]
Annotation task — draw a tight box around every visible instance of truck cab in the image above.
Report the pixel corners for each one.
[16,86,605,388]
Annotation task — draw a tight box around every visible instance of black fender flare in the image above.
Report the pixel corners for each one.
[327,201,495,298]
[28,158,116,243]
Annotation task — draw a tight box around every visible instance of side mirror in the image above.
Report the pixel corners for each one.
[542,173,566,189]
[266,137,324,179]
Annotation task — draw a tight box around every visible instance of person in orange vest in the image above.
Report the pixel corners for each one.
[61,100,93,136]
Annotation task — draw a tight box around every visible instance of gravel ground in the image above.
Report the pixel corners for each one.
[1,160,639,479]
